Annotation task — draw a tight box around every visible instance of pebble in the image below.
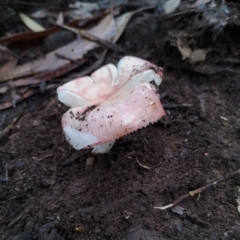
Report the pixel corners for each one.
[86,157,94,171]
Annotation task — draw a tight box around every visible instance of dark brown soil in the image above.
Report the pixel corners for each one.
[1,69,240,239]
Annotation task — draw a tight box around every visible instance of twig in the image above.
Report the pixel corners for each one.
[156,8,203,21]
[32,154,53,162]
[7,214,23,228]
[5,163,8,183]
[76,49,108,78]
[54,23,123,52]
[80,30,122,52]
[135,155,151,170]
[0,113,22,138]
[154,168,240,210]
[0,205,9,223]
[9,0,54,5]
[55,53,85,63]
[109,151,135,172]
[162,103,193,110]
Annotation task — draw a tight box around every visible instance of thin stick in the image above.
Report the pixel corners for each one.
[162,103,193,110]
[135,155,151,170]
[55,53,85,63]
[154,168,240,210]
[155,8,203,21]
[54,23,122,52]
[5,163,8,182]
[80,30,122,53]
[76,49,108,78]
[109,151,135,172]
[32,154,53,162]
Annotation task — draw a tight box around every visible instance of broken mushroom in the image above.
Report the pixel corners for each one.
[57,56,165,153]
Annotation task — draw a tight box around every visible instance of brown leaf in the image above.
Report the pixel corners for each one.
[0,46,18,73]
[0,15,102,44]
[11,60,85,87]
[0,89,38,110]
[0,14,116,83]
[113,6,154,43]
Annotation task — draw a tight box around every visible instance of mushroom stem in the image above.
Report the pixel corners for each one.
[92,140,116,154]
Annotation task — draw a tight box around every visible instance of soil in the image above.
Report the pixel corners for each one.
[1,69,240,239]
[1,3,240,240]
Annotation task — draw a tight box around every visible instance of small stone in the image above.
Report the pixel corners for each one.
[223,226,240,239]
[176,223,183,232]
[94,228,101,233]
[86,157,94,171]
[172,205,185,215]
[234,119,240,130]
[123,210,132,219]
[86,157,94,166]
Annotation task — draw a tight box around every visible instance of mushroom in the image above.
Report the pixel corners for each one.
[57,56,165,153]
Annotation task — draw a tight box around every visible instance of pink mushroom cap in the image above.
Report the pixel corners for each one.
[57,56,165,153]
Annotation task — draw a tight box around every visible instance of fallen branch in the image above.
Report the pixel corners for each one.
[154,168,240,210]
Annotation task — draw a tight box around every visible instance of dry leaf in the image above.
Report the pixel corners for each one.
[69,2,100,11]
[0,86,9,94]
[0,89,38,110]
[163,0,181,14]
[0,14,116,82]
[19,12,45,32]
[11,61,84,87]
[176,38,209,64]
[63,1,99,19]
[185,0,211,9]
[0,15,98,44]
[56,12,64,25]
[30,9,47,19]
[114,6,154,43]
[237,187,240,214]
[0,46,18,73]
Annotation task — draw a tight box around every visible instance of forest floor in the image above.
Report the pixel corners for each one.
[1,1,240,239]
